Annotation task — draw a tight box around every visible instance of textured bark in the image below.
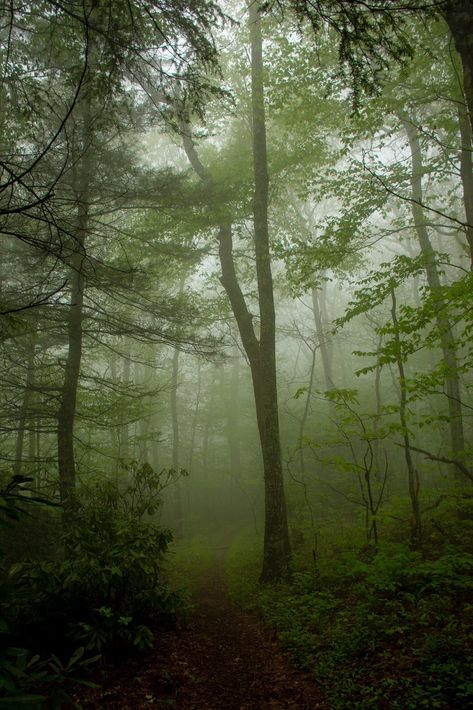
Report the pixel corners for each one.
[57,91,94,506]
[57,235,86,503]
[57,160,89,506]
[403,118,467,474]
[445,0,473,136]
[249,0,291,581]
[180,2,291,580]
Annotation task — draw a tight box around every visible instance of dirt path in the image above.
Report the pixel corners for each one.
[77,548,327,709]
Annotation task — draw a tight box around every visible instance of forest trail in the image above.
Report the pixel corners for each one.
[77,546,327,709]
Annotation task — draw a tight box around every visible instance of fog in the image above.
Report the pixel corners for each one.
[0,1,472,707]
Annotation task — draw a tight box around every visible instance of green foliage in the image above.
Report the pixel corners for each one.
[268,0,422,110]
[0,465,184,707]
[0,644,99,709]
[226,531,473,709]
[10,468,181,658]
[0,476,58,524]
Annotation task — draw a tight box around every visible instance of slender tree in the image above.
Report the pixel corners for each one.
[180,1,291,580]
[402,116,467,473]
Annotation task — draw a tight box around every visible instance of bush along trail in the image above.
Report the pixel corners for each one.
[75,544,327,709]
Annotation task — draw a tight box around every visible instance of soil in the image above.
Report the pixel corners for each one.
[75,548,327,709]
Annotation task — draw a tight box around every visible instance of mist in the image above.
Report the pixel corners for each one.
[0,1,472,707]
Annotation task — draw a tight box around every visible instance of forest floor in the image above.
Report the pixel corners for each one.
[74,546,327,709]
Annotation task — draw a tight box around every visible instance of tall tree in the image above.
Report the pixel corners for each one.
[401,116,467,473]
[179,1,291,581]
[57,92,93,505]
[248,0,291,580]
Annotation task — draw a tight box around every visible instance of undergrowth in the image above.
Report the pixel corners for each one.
[225,519,473,709]
[0,465,184,707]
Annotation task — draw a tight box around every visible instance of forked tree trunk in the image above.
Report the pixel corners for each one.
[248,0,291,580]
[180,1,291,581]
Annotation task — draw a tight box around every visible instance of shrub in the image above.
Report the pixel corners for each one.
[10,465,182,659]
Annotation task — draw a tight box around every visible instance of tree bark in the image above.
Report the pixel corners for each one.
[391,289,422,546]
[444,0,473,137]
[57,123,90,505]
[188,360,201,474]
[180,1,291,581]
[121,352,131,461]
[311,287,334,390]
[248,0,291,581]
[402,117,467,476]
[458,104,473,268]
[13,336,35,477]
[227,348,242,482]
[171,279,184,535]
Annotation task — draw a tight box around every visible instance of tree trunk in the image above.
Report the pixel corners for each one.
[57,165,89,505]
[445,0,473,137]
[227,348,242,481]
[391,290,422,546]
[248,0,291,581]
[202,366,216,475]
[179,1,291,580]
[298,341,316,476]
[311,287,334,390]
[188,360,201,473]
[171,343,183,536]
[57,226,86,504]
[403,117,467,475]
[57,91,93,506]
[13,337,35,477]
[458,104,473,268]
[121,352,131,461]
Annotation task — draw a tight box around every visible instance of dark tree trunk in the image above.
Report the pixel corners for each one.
[57,232,86,504]
[13,337,35,477]
[458,105,473,268]
[57,201,88,505]
[171,343,183,536]
[121,352,131,461]
[57,101,92,506]
[445,0,473,137]
[248,0,291,581]
[179,1,291,580]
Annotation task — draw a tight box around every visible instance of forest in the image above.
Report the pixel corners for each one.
[0,0,472,707]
